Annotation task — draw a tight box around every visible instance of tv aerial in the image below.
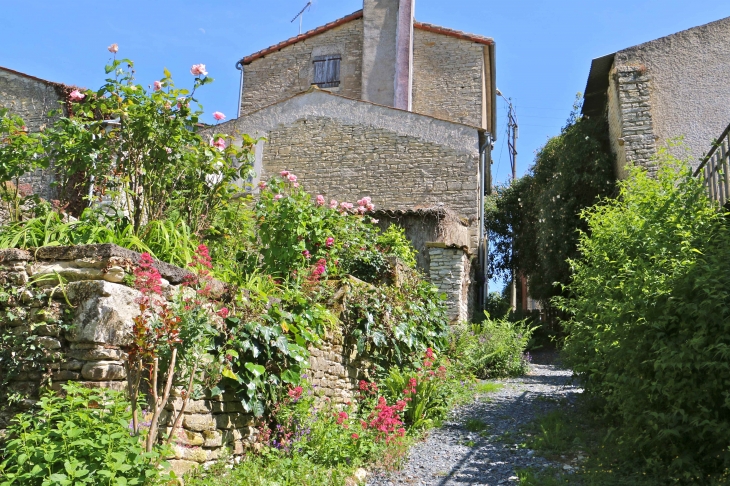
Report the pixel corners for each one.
[291,1,312,35]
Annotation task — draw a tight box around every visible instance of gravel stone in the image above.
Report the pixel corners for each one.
[367,352,581,485]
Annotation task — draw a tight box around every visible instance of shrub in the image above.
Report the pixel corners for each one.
[560,150,730,481]
[380,348,450,429]
[451,318,533,378]
[0,383,173,485]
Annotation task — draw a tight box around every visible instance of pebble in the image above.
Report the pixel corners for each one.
[367,352,581,485]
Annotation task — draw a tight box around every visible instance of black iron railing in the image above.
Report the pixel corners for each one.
[695,123,730,206]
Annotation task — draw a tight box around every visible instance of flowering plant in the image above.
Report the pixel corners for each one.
[41,47,255,234]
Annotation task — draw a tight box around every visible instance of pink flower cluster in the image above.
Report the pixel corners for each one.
[356,196,375,214]
[153,80,162,91]
[280,170,299,187]
[316,195,325,206]
[133,253,163,297]
[366,396,406,443]
[325,237,334,248]
[288,386,303,402]
[69,90,85,102]
[211,136,226,151]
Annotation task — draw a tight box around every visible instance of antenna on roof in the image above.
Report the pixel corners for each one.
[291,1,312,35]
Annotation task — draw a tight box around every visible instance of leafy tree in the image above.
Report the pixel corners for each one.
[486,101,616,303]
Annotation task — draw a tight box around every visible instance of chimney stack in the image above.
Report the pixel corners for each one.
[362,0,415,110]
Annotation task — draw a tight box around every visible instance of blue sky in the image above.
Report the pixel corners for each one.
[2,0,728,293]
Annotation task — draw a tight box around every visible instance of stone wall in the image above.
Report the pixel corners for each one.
[0,67,67,201]
[412,29,485,128]
[0,244,370,475]
[426,243,471,323]
[608,64,658,176]
[240,18,364,116]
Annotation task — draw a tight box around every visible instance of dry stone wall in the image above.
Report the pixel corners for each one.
[0,244,370,475]
[241,18,364,115]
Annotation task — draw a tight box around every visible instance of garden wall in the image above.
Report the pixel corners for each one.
[0,244,368,476]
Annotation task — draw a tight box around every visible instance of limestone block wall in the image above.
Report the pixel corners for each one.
[308,333,367,405]
[412,29,485,128]
[608,65,658,176]
[240,18,364,116]
[426,243,471,323]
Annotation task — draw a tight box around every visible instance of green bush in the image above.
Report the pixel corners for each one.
[560,149,730,481]
[0,382,173,485]
[451,318,532,378]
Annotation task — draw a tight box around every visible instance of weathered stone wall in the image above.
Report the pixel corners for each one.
[610,16,730,171]
[240,18,364,116]
[426,244,470,322]
[608,64,658,176]
[0,244,371,475]
[0,68,67,201]
[412,29,485,128]
[215,89,483,254]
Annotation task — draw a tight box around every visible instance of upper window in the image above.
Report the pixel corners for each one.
[313,55,341,88]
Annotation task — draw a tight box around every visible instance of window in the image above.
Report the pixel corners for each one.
[313,55,341,88]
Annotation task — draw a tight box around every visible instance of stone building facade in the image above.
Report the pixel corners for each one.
[583,16,730,176]
[0,66,71,200]
[226,0,497,319]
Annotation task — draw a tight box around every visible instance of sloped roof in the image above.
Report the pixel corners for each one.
[237,10,494,67]
[0,65,68,88]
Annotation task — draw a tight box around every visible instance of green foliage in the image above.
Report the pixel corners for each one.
[0,108,46,222]
[0,383,173,485]
[560,147,730,482]
[486,100,616,303]
[375,225,417,269]
[0,206,199,268]
[450,318,533,378]
[381,367,448,429]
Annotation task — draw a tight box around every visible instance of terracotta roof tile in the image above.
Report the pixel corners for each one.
[413,21,493,45]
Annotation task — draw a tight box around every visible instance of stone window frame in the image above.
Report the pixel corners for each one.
[312,55,341,88]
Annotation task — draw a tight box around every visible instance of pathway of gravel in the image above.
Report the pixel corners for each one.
[367,353,581,486]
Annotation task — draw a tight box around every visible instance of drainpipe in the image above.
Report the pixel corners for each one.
[235,60,244,118]
[479,132,493,312]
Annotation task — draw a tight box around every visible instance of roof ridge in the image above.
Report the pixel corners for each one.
[0,65,69,88]
[237,10,364,67]
[236,11,494,67]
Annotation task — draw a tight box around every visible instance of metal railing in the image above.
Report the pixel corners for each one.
[695,123,730,207]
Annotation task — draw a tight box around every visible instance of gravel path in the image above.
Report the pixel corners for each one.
[367,353,581,486]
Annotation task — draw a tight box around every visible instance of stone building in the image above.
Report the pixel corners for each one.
[582,16,730,178]
[0,66,72,200]
[218,0,498,321]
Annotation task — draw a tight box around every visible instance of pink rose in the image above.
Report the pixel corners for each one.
[213,111,225,121]
[339,202,353,212]
[107,43,119,53]
[293,182,299,188]
[302,250,311,259]
[258,181,268,189]
[316,195,325,205]
[153,80,162,91]
[280,170,290,177]
[190,64,208,76]
[366,203,375,211]
[357,196,371,206]
[164,147,172,154]
[326,237,334,248]
[357,205,367,214]
[212,137,226,150]
[69,90,85,101]
[371,218,379,224]
[287,173,297,182]
[274,194,283,200]
[329,199,338,209]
